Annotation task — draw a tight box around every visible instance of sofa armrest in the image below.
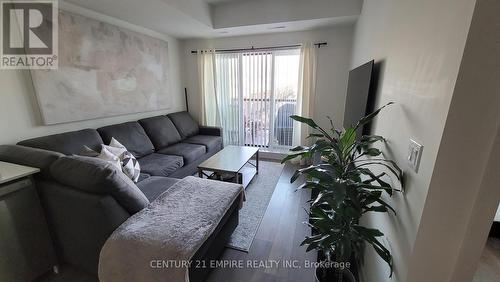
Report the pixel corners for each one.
[199,126,223,137]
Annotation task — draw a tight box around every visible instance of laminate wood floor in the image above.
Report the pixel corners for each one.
[206,162,316,282]
[474,237,500,282]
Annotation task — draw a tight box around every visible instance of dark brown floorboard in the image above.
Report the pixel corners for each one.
[474,237,500,282]
[206,162,316,282]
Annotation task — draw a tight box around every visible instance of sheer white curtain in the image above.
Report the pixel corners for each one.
[198,45,315,151]
[198,50,242,146]
[293,43,318,147]
[197,49,218,126]
[214,53,242,146]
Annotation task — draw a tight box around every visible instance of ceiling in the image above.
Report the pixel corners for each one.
[61,0,363,39]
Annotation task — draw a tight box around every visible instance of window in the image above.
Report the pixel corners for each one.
[214,48,300,151]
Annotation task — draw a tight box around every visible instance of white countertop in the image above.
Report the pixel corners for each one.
[0,161,40,185]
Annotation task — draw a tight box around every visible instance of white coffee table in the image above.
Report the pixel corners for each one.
[197,146,259,188]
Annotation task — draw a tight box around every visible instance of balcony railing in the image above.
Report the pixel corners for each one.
[243,97,296,149]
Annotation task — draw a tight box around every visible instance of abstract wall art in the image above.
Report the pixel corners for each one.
[30,10,171,124]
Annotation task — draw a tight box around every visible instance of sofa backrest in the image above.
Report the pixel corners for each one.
[50,156,149,214]
[18,129,104,155]
[0,145,64,179]
[139,115,182,150]
[14,111,198,159]
[167,112,199,139]
[97,122,155,158]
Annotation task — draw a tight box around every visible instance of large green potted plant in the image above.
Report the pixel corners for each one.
[282,103,402,281]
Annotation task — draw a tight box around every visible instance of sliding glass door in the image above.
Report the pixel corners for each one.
[214,48,300,152]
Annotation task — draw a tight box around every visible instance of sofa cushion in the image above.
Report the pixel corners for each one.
[97,122,155,158]
[139,116,182,150]
[167,112,199,139]
[138,173,151,182]
[50,156,149,214]
[0,145,64,179]
[157,143,206,164]
[138,153,184,177]
[136,176,179,201]
[18,129,104,155]
[183,135,223,153]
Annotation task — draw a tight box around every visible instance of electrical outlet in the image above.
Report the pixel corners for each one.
[408,139,423,173]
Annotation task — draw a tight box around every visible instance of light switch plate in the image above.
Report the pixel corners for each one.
[408,139,423,173]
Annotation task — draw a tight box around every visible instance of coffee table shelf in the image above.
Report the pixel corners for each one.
[198,146,259,189]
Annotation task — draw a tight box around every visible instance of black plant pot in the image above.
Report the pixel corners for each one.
[316,251,360,281]
[315,266,356,282]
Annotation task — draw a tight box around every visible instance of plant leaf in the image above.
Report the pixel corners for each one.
[281,152,305,164]
[290,145,307,152]
[355,183,394,196]
[365,148,382,156]
[355,102,394,130]
[301,234,324,246]
[360,135,386,143]
[375,198,396,215]
[311,191,334,207]
[340,127,357,153]
[296,181,322,191]
[352,225,384,237]
[306,133,325,139]
[355,159,403,177]
[358,169,392,189]
[329,181,347,208]
[357,162,402,180]
[290,115,318,129]
[364,205,388,213]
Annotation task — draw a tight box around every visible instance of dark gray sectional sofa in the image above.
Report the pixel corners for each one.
[0,111,239,281]
[18,111,223,180]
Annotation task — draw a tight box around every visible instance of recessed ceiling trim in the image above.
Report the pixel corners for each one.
[61,0,361,39]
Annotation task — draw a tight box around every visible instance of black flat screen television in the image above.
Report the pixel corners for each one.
[343,60,376,135]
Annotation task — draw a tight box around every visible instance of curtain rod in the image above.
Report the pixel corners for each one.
[190,42,327,54]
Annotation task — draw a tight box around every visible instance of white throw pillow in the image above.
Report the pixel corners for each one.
[101,144,126,159]
[106,138,141,183]
[109,137,127,151]
[97,147,122,171]
[80,138,141,182]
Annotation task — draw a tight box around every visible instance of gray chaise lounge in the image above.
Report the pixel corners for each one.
[0,111,240,281]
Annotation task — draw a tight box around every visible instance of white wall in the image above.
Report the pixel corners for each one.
[0,3,185,145]
[349,0,476,281]
[180,26,354,131]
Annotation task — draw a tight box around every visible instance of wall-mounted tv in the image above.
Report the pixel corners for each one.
[343,60,377,135]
